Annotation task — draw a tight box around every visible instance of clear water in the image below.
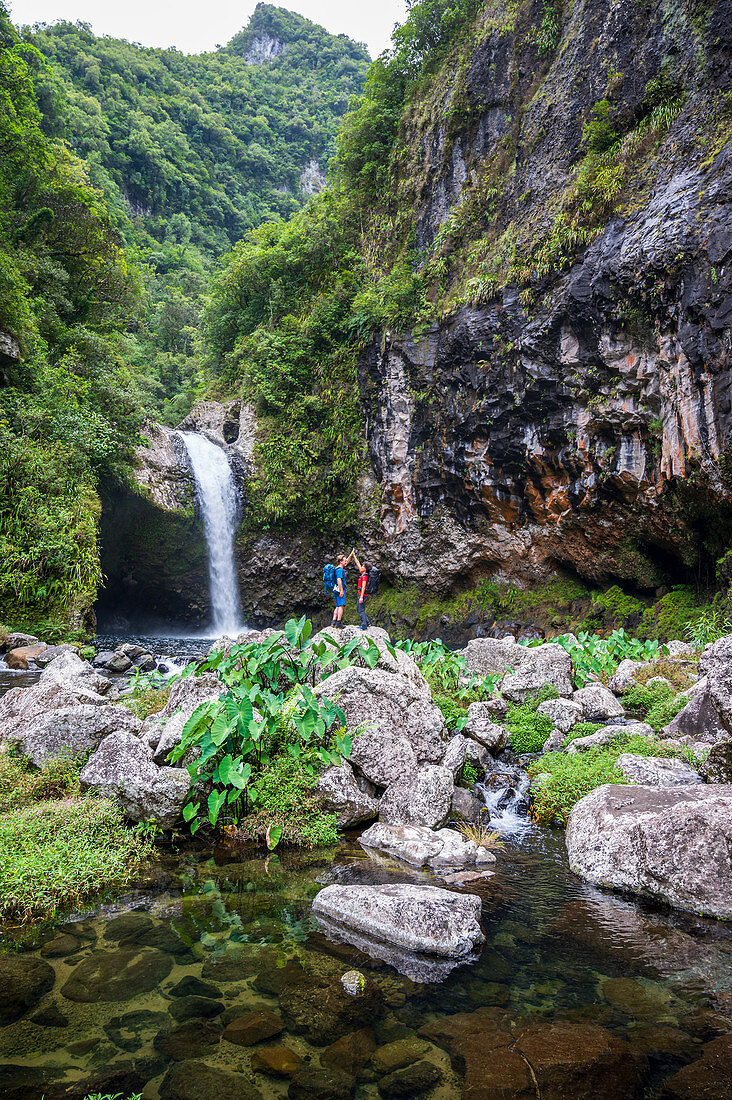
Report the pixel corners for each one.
[1,826,730,1098]
[177,431,245,636]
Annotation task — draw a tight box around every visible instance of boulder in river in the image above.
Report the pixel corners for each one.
[360,822,496,869]
[4,643,47,669]
[463,637,572,700]
[615,754,702,786]
[663,682,729,745]
[7,703,142,768]
[315,665,448,767]
[379,765,454,828]
[566,783,732,919]
[703,737,732,782]
[80,730,190,827]
[572,683,624,721]
[317,763,379,827]
[537,697,582,733]
[464,702,507,751]
[312,883,484,957]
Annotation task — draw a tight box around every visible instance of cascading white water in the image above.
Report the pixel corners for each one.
[177,431,244,635]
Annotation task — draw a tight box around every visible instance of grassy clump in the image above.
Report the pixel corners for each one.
[505,687,559,753]
[125,684,172,721]
[562,721,602,746]
[0,796,154,921]
[529,731,691,825]
[622,680,688,731]
[0,749,81,813]
[0,750,155,920]
[233,756,340,849]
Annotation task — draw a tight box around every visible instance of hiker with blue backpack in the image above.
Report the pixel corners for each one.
[323,552,380,629]
[323,554,350,628]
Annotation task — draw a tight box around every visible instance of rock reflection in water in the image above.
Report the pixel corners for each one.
[0,834,731,1099]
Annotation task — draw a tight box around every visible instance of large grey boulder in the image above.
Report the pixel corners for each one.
[80,731,190,827]
[442,735,467,778]
[6,704,142,768]
[33,643,81,668]
[451,786,484,822]
[573,684,624,721]
[310,626,430,696]
[0,657,112,743]
[615,754,703,786]
[662,686,727,745]
[700,635,732,738]
[702,737,732,782]
[608,660,649,693]
[463,638,572,700]
[464,703,507,752]
[312,883,485,957]
[360,822,496,869]
[566,722,653,754]
[348,726,418,788]
[315,666,448,770]
[142,673,222,760]
[317,763,379,827]
[379,765,454,828]
[537,697,582,733]
[2,631,39,651]
[565,784,732,919]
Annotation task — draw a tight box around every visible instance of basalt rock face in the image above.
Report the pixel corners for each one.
[358,0,732,594]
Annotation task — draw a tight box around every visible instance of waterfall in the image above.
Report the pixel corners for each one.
[177,431,244,635]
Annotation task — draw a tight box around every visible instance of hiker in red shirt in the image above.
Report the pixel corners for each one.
[351,549,370,630]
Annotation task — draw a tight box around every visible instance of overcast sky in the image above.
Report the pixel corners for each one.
[7,0,408,58]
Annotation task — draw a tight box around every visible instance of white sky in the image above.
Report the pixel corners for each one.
[7,0,408,58]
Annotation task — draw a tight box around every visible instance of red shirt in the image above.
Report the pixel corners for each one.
[358,570,368,600]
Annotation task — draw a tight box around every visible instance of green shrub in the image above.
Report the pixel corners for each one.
[622,680,688,731]
[562,721,602,746]
[529,730,687,824]
[552,629,661,687]
[684,607,732,650]
[232,755,339,848]
[505,687,558,753]
[0,749,80,814]
[0,796,154,920]
[461,762,479,786]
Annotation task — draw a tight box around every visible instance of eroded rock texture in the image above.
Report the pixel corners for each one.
[358,0,732,592]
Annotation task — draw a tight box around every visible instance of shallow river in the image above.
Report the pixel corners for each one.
[2,822,731,1099]
[2,635,731,1098]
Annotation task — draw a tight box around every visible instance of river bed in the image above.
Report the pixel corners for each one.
[2,815,731,1098]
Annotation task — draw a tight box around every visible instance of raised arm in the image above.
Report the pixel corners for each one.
[351,549,363,572]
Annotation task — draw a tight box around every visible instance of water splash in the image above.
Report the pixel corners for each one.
[177,431,244,635]
[476,760,534,838]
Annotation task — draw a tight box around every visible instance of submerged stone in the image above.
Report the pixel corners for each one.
[0,955,55,1024]
[154,1018,223,1060]
[321,1029,377,1077]
[61,947,173,1003]
[160,1059,262,1100]
[377,1060,442,1096]
[288,1066,355,1100]
[251,1046,304,1077]
[168,995,224,1022]
[223,1009,283,1046]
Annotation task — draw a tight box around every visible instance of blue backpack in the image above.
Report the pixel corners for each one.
[323,563,336,592]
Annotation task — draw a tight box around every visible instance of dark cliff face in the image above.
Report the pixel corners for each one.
[359,0,732,594]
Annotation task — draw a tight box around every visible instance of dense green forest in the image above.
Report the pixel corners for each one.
[26,4,369,423]
[0,2,368,634]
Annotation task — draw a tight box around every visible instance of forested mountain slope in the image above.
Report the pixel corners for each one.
[25,5,369,423]
[203,0,732,623]
[0,3,368,635]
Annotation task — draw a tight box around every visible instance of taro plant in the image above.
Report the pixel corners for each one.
[548,629,662,687]
[394,637,500,731]
[170,617,381,835]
